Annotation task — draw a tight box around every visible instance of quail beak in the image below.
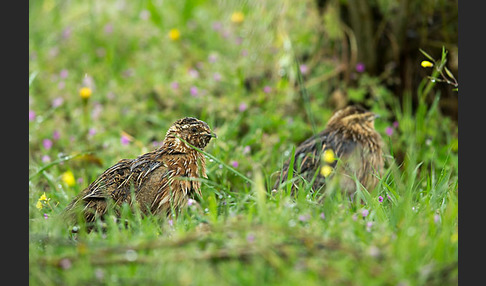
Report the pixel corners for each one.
[203,132,217,139]
[369,113,380,121]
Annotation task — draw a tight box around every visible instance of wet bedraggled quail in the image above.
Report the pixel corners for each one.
[275,105,384,195]
[63,117,216,225]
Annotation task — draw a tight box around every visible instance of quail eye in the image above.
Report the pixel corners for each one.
[191,127,197,132]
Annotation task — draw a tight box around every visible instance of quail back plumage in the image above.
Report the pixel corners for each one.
[275,105,384,195]
[63,117,216,224]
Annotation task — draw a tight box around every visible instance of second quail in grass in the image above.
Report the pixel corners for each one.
[275,105,384,195]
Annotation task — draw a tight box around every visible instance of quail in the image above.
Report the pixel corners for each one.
[64,117,217,224]
[275,105,384,195]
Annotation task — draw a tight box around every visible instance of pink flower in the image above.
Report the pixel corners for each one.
[320,212,326,220]
[230,160,239,168]
[188,69,199,78]
[187,199,196,206]
[121,135,131,145]
[263,86,272,94]
[29,110,36,121]
[362,209,369,217]
[59,69,69,79]
[212,22,222,31]
[53,130,60,140]
[238,103,248,112]
[170,82,179,90]
[366,221,373,232]
[299,64,309,74]
[88,128,97,137]
[42,155,51,163]
[378,196,384,203]
[104,23,114,35]
[190,86,199,97]
[208,54,218,63]
[43,139,53,150]
[213,73,222,82]
[385,126,394,136]
[356,62,365,73]
[393,121,399,128]
[51,97,63,108]
[243,146,251,155]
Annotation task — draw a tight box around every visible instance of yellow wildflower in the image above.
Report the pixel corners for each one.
[320,165,333,177]
[322,149,336,164]
[231,12,245,24]
[420,60,434,68]
[36,200,43,210]
[168,29,181,41]
[79,87,92,99]
[61,170,76,187]
[39,192,48,201]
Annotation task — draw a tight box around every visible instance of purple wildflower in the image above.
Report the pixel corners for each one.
[393,121,399,128]
[29,110,36,121]
[298,214,311,222]
[57,81,65,90]
[190,86,199,97]
[378,196,384,203]
[42,155,51,163]
[385,126,394,136]
[299,64,309,75]
[320,212,326,220]
[356,62,365,73]
[51,97,64,108]
[170,81,179,90]
[188,69,199,78]
[188,199,195,206]
[434,214,440,224]
[238,103,248,112]
[230,160,239,168]
[246,233,255,243]
[104,23,114,35]
[168,219,173,226]
[263,86,272,94]
[366,221,373,232]
[59,69,69,79]
[212,22,222,31]
[243,146,251,155]
[213,73,222,82]
[120,135,131,145]
[43,213,49,220]
[62,27,72,39]
[59,258,72,270]
[88,128,97,137]
[362,209,369,218]
[43,139,53,150]
[52,130,60,140]
[208,54,218,63]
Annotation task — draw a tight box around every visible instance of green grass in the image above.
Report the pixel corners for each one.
[29,0,458,285]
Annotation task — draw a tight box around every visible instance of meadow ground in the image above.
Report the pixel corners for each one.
[29,1,458,285]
